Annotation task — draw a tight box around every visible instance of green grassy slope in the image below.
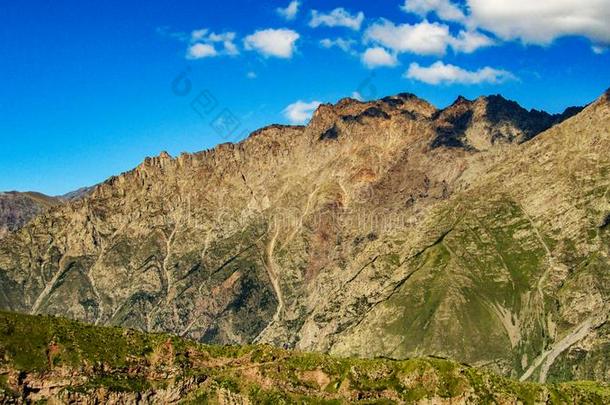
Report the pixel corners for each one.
[0,311,609,404]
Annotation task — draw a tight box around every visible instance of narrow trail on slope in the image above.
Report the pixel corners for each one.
[253,225,284,343]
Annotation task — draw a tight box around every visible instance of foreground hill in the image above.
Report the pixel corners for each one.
[0,311,608,404]
[0,89,608,385]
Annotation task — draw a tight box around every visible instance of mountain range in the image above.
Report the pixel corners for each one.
[1,89,609,392]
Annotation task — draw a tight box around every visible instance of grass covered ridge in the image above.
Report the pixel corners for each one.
[0,310,609,404]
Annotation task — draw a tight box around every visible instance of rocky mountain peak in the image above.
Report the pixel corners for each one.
[305,90,582,153]
[452,95,471,105]
[429,93,584,151]
[336,97,364,107]
[158,151,172,159]
[313,92,437,126]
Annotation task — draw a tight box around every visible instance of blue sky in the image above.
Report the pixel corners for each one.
[1,0,609,195]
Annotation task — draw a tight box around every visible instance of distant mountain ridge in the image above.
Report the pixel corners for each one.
[58,185,95,201]
[0,187,95,240]
[0,192,62,239]
[0,89,608,386]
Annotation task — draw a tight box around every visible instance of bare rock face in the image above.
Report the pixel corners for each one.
[0,90,608,384]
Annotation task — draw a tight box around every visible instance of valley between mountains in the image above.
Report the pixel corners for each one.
[1,89,609,390]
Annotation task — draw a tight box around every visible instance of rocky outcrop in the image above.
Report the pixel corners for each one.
[0,90,608,385]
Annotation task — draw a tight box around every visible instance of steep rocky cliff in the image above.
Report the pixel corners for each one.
[0,90,608,385]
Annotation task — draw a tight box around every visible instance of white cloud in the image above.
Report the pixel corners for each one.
[283,100,322,124]
[244,29,300,58]
[247,71,257,79]
[365,20,449,55]
[320,37,357,55]
[277,0,300,21]
[188,29,239,57]
[351,91,364,101]
[403,0,610,47]
[310,8,365,31]
[405,61,516,85]
[467,0,610,45]
[450,30,495,53]
[186,43,218,59]
[191,29,208,42]
[364,19,492,56]
[208,32,239,55]
[362,47,398,68]
[401,0,466,23]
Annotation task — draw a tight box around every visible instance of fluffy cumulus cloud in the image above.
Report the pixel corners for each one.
[244,29,300,58]
[362,47,398,68]
[405,61,516,85]
[283,100,322,124]
[186,43,218,59]
[186,29,239,59]
[365,20,449,55]
[364,19,493,56]
[401,0,466,23]
[451,30,495,53]
[467,0,610,47]
[402,0,610,50]
[208,32,239,55]
[277,0,300,21]
[310,8,365,31]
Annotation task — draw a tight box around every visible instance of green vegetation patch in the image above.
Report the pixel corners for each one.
[0,311,609,404]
